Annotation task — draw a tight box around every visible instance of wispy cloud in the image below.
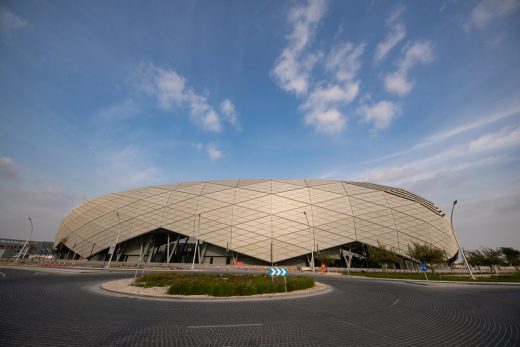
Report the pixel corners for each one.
[374,7,406,62]
[469,126,520,152]
[0,155,21,180]
[96,146,164,189]
[384,41,434,96]
[271,0,327,96]
[220,99,241,129]
[0,7,27,36]
[137,64,239,133]
[272,0,370,134]
[358,124,520,189]
[465,0,520,31]
[195,143,224,161]
[357,100,401,131]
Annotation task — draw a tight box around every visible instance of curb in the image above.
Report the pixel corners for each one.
[99,279,332,302]
[341,275,520,286]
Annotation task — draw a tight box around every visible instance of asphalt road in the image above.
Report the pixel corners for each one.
[0,267,519,346]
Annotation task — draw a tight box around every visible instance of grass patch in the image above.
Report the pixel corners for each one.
[134,272,315,296]
[345,272,520,282]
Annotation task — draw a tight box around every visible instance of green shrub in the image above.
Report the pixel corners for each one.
[134,272,315,296]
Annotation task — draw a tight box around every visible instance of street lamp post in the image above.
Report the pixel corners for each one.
[450,200,476,280]
[15,217,33,263]
[106,212,121,269]
[191,214,201,271]
[303,211,316,272]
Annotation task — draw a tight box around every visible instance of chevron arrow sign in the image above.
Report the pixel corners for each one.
[268,267,288,276]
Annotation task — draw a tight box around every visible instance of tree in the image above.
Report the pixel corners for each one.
[317,254,334,266]
[407,242,445,274]
[466,250,486,271]
[367,244,401,272]
[500,247,520,270]
[481,247,504,274]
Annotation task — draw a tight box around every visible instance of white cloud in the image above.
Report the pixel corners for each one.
[271,0,327,95]
[137,64,234,132]
[0,7,27,36]
[302,83,359,112]
[374,7,406,62]
[138,64,186,109]
[469,126,520,152]
[325,42,365,82]
[155,69,186,109]
[220,99,241,129]
[358,100,401,130]
[187,92,221,132]
[207,144,224,160]
[195,143,224,160]
[0,155,21,180]
[300,42,364,134]
[384,41,434,96]
[304,108,346,134]
[383,73,412,96]
[466,0,520,31]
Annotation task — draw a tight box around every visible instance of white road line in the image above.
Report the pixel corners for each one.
[0,272,6,278]
[391,298,400,306]
[187,323,263,329]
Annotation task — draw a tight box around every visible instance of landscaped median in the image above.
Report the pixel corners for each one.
[344,271,520,282]
[101,272,324,300]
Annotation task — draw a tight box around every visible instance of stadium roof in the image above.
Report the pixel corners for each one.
[56,179,458,263]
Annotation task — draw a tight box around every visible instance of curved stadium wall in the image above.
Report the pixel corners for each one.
[55,179,458,266]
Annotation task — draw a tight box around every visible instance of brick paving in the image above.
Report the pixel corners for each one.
[0,267,519,346]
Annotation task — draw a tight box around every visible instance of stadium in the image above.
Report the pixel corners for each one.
[54,179,459,268]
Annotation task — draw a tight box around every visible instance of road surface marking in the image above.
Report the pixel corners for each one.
[391,298,400,306]
[0,272,6,278]
[188,323,263,329]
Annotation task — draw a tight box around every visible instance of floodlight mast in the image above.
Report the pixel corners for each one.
[304,211,316,272]
[15,217,33,263]
[450,200,476,280]
[106,212,121,269]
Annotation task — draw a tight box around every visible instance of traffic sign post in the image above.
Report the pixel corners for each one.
[268,267,288,292]
[419,264,429,280]
[268,267,288,276]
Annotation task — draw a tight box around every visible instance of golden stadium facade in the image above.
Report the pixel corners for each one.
[55,179,458,266]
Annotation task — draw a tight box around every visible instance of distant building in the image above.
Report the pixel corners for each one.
[0,238,53,259]
[55,179,458,267]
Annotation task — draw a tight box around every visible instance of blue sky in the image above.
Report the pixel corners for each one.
[0,0,519,249]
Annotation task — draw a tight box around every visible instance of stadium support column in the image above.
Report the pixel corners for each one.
[450,200,476,280]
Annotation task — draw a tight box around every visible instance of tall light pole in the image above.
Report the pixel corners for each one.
[15,217,33,263]
[303,211,315,272]
[191,214,201,270]
[451,200,476,280]
[106,212,121,269]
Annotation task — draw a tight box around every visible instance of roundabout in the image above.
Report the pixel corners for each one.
[1,265,519,346]
[100,277,330,301]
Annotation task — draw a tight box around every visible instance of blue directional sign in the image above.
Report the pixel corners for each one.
[419,264,428,272]
[269,267,288,276]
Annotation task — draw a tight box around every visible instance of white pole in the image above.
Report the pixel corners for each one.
[15,217,33,263]
[450,200,476,280]
[191,214,201,270]
[304,212,315,272]
[106,212,122,269]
